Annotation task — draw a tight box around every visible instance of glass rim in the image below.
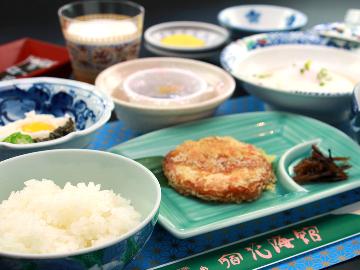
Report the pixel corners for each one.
[58,0,145,21]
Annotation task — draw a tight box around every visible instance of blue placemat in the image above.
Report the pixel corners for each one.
[88,96,360,270]
[88,96,265,151]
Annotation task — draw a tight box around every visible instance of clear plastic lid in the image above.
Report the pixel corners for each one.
[123,68,212,106]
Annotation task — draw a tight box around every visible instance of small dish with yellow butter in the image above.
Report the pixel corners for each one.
[144,21,229,52]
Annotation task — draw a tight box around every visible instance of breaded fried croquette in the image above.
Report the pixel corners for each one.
[163,136,275,203]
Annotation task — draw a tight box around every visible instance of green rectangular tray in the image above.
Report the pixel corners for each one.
[109,112,360,238]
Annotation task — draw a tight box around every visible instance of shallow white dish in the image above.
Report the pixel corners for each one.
[218,4,307,35]
[144,21,229,52]
[221,31,360,124]
[144,42,220,59]
[95,57,235,132]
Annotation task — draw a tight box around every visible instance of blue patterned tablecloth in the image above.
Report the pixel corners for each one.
[88,96,360,270]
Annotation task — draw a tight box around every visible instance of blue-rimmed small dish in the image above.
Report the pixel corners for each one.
[218,4,307,38]
[313,22,360,44]
[220,31,360,124]
[0,77,114,160]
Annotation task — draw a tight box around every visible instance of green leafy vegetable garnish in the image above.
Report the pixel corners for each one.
[300,60,312,74]
[2,132,34,144]
[317,68,332,87]
[254,73,272,79]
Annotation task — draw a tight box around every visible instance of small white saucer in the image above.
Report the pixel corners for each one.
[218,4,307,34]
[144,42,220,59]
[144,21,229,52]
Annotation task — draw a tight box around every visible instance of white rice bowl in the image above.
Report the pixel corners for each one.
[0,179,141,254]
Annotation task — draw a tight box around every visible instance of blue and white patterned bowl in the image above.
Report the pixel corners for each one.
[0,77,114,160]
[0,149,161,270]
[218,5,307,38]
[313,22,360,44]
[351,83,360,143]
[220,31,360,124]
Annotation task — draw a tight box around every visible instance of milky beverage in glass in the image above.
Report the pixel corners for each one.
[59,1,144,83]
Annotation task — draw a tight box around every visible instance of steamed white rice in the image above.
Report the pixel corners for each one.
[0,179,141,254]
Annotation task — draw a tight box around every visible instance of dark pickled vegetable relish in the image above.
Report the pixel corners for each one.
[34,118,75,143]
[293,145,351,184]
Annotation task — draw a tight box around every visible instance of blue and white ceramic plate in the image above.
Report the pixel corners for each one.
[220,31,360,124]
[144,21,229,52]
[313,22,360,44]
[218,4,307,36]
[351,83,360,143]
[0,77,114,160]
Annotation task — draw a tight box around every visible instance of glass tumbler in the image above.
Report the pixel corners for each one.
[58,0,144,83]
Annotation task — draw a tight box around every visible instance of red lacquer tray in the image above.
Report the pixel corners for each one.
[0,38,71,79]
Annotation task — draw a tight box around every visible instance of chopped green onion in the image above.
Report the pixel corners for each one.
[304,60,312,71]
[317,68,332,87]
[2,132,34,144]
[255,73,272,79]
[299,60,312,75]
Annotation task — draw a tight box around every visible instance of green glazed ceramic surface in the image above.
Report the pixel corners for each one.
[110,112,360,238]
[0,150,161,269]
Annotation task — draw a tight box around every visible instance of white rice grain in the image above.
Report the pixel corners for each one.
[0,179,141,254]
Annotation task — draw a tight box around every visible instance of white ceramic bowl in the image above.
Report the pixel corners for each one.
[144,21,229,52]
[0,77,114,160]
[95,57,236,132]
[0,149,161,269]
[218,4,307,37]
[221,31,360,124]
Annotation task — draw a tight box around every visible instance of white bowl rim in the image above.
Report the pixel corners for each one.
[218,4,308,32]
[0,149,161,259]
[144,42,218,59]
[0,77,114,150]
[95,57,236,112]
[144,21,230,52]
[220,36,359,97]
